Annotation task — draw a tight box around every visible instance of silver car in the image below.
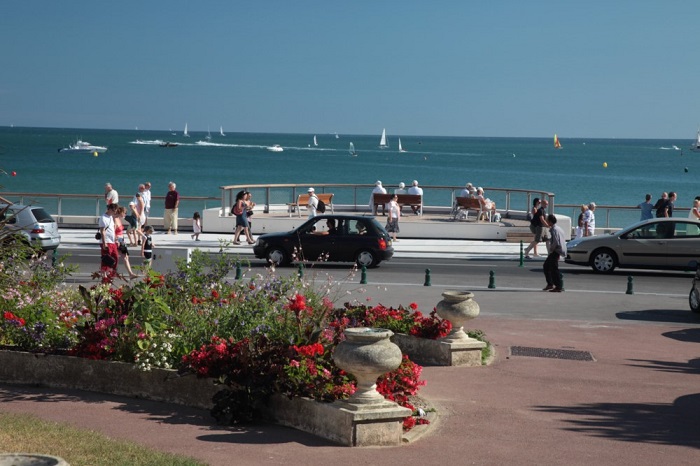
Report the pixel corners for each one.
[0,203,61,251]
[565,218,700,273]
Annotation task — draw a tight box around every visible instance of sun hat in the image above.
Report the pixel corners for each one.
[308,187,314,192]
[375,180,382,186]
[399,182,405,189]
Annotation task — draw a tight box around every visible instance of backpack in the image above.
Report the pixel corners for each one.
[317,199,326,213]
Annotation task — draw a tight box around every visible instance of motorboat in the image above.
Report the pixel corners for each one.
[159,142,179,147]
[58,140,108,154]
[267,144,284,152]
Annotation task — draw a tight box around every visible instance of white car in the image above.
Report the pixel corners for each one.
[0,203,61,251]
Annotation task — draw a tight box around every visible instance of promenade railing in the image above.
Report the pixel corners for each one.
[218,183,556,217]
[556,203,692,230]
[0,192,218,223]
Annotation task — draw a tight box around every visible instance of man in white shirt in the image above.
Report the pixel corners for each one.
[370,181,387,215]
[307,187,318,218]
[583,202,596,236]
[407,180,423,214]
[105,183,119,206]
[142,181,152,224]
[98,203,119,282]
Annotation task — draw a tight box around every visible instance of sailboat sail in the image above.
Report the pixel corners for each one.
[220,126,226,137]
[554,134,562,149]
[349,142,357,156]
[398,138,406,152]
[379,128,388,148]
[205,127,212,141]
[183,123,189,137]
[313,135,318,146]
[692,127,700,150]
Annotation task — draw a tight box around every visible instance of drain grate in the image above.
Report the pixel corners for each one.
[510,346,594,361]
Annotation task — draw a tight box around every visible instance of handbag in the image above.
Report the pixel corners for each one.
[95,230,102,240]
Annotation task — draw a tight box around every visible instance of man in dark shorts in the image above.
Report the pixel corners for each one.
[524,199,550,259]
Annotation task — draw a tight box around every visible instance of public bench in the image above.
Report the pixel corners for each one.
[287,193,334,217]
[452,197,488,221]
[372,193,423,216]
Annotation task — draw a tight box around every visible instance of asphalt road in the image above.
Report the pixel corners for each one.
[57,248,700,326]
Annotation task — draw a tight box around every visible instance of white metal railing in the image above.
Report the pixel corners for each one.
[218,183,556,216]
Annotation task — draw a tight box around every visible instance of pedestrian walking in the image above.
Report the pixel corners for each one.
[543,214,567,292]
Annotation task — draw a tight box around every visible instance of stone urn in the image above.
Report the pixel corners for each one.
[332,327,403,406]
[436,291,480,342]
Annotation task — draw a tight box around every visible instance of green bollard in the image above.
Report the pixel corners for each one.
[424,268,431,286]
[298,263,304,279]
[235,263,242,280]
[626,275,634,295]
[519,240,524,267]
[360,265,367,284]
[488,270,496,289]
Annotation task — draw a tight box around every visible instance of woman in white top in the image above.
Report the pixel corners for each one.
[385,194,400,241]
[689,199,700,220]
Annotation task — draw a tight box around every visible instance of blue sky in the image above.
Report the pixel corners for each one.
[1,1,698,139]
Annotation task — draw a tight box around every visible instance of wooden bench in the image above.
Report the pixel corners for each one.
[287,193,334,217]
[372,193,423,216]
[452,197,486,221]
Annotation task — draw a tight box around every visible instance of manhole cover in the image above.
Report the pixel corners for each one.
[510,346,594,361]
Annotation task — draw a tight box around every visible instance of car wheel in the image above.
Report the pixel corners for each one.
[690,288,700,313]
[267,248,289,266]
[590,248,617,273]
[356,249,377,268]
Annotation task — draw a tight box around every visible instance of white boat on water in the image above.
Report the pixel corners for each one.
[349,142,357,156]
[398,138,406,153]
[205,127,212,141]
[220,126,226,137]
[267,144,284,152]
[58,140,108,154]
[692,127,700,151]
[183,123,190,137]
[379,128,389,149]
[313,135,318,147]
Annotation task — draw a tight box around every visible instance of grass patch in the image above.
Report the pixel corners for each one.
[0,412,204,466]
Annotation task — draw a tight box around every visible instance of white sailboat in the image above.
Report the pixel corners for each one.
[313,135,318,147]
[379,128,389,149]
[220,126,226,137]
[349,142,357,157]
[205,127,212,141]
[398,138,406,153]
[692,127,700,151]
[183,123,190,137]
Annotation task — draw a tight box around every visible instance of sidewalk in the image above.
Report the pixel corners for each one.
[3,230,700,465]
[57,228,525,260]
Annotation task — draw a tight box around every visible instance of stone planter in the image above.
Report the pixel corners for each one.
[436,291,480,342]
[0,350,219,410]
[0,348,418,447]
[332,327,404,407]
[391,333,486,367]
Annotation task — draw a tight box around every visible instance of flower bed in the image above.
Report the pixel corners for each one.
[1,248,455,433]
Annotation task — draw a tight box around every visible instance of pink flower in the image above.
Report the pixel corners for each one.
[289,359,300,368]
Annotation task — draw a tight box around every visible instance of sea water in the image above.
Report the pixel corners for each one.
[0,127,697,226]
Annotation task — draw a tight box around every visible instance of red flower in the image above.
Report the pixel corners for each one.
[409,302,418,310]
[211,290,220,299]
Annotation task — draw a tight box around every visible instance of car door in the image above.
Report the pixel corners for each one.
[665,221,700,269]
[618,222,669,269]
[296,217,338,262]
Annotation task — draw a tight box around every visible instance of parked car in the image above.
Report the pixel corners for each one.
[0,203,61,251]
[253,215,394,267]
[565,218,700,273]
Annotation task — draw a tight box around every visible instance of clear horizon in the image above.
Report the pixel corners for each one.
[2,1,699,139]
